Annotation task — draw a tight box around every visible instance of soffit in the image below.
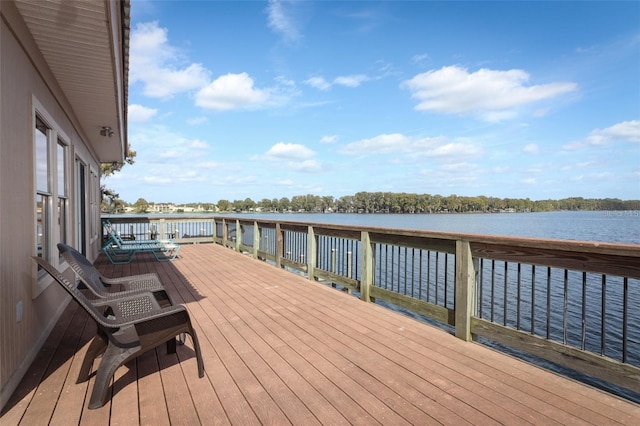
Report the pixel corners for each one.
[13,0,127,163]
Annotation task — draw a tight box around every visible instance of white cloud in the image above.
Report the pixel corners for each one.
[305,74,370,90]
[264,142,316,161]
[130,22,210,98]
[412,53,430,67]
[195,73,269,110]
[334,74,369,87]
[341,133,411,155]
[320,135,339,144]
[290,159,322,172]
[128,104,158,122]
[523,143,539,154]
[189,139,209,149]
[426,143,482,158]
[401,66,577,120]
[266,0,301,43]
[587,120,640,144]
[305,76,331,91]
[257,142,322,173]
[187,116,208,125]
[341,133,483,163]
[563,120,640,150]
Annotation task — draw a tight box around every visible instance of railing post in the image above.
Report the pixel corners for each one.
[455,239,476,341]
[222,218,228,244]
[235,219,241,252]
[159,218,166,240]
[360,231,373,302]
[307,226,316,281]
[276,223,283,268]
[253,221,260,259]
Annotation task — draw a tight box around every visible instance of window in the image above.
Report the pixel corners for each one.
[57,140,68,261]
[35,116,51,273]
[33,99,71,295]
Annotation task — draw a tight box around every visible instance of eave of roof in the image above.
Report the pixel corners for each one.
[12,0,130,163]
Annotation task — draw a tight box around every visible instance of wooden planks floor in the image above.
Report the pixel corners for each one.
[2,243,639,425]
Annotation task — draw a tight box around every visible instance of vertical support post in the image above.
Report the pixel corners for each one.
[307,226,316,281]
[455,240,476,341]
[235,219,241,252]
[360,231,373,302]
[222,218,228,246]
[331,248,337,288]
[159,218,166,240]
[253,221,260,259]
[275,223,283,268]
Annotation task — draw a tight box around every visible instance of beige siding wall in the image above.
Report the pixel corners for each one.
[0,5,102,408]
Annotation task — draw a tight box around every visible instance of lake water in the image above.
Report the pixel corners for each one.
[235,210,640,244]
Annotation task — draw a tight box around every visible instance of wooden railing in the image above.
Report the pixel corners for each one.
[104,215,640,394]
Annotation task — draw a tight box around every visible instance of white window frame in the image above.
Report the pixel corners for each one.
[33,97,70,297]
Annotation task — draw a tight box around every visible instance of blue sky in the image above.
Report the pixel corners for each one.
[105,0,640,204]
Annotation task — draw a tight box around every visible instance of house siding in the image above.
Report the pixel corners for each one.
[0,2,103,409]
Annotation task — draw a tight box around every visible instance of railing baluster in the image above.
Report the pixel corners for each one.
[445,253,449,306]
[563,269,569,345]
[517,263,522,330]
[623,277,628,363]
[418,249,423,301]
[503,261,508,326]
[427,251,431,303]
[546,267,551,339]
[601,274,606,356]
[531,265,536,335]
[490,259,496,323]
[478,258,484,318]
[435,252,440,306]
[581,271,587,350]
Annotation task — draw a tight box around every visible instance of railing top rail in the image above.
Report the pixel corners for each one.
[103,214,640,257]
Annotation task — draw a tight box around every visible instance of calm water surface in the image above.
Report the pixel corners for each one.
[238,210,640,244]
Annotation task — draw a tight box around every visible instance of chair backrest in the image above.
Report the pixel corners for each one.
[31,256,115,328]
[57,243,109,296]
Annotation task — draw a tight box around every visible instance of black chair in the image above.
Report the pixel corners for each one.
[32,256,204,409]
[58,243,171,306]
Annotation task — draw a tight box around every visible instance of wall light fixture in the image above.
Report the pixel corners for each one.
[100,126,114,137]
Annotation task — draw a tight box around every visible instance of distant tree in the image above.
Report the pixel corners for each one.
[278,197,291,212]
[100,149,137,212]
[133,198,149,213]
[217,199,231,212]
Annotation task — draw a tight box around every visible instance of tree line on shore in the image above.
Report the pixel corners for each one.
[110,192,640,214]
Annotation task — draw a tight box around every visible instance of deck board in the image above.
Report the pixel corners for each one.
[2,243,639,425]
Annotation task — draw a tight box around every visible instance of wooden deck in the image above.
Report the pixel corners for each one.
[2,243,639,425]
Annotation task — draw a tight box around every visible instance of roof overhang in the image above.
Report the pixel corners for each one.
[12,0,130,163]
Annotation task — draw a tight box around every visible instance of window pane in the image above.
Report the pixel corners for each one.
[58,197,67,251]
[57,141,66,197]
[35,117,48,193]
[36,194,48,261]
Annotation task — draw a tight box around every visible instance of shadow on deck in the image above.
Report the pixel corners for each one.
[2,243,639,425]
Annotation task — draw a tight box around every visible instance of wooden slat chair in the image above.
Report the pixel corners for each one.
[32,256,205,409]
[58,243,171,305]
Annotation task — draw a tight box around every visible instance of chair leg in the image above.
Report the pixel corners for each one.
[188,326,205,378]
[78,333,108,383]
[166,337,177,354]
[88,343,139,409]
